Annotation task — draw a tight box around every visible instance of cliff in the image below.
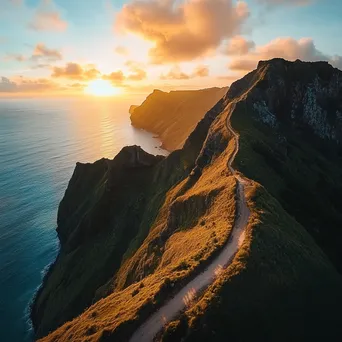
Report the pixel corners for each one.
[130,87,228,151]
[129,105,138,115]
[32,59,342,342]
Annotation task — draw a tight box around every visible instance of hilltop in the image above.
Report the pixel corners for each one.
[130,87,228,151]
[31,59,342,342]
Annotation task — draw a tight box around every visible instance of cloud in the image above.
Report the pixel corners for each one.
[228,59,259,72]
[31,43,62,61]
[127,69,146,81]
[228,37,342,72]
[102,62,147,84]
[4,44,62,66]
[5,54,26,62]
[217,74,242,85]
[116,0,249,63]
[192,65,209,77]
[160,66,190,80]
[0,76,61,93]
[51,63,100,80]
[330,56,342,70]
[114,46,129,56]
[0,77,17,92]
[28,0,67,31]
[160,64,210,80]
[102,71,125,84]
[222,36,255,55]
[31,63,51,69]
[125,61,147,81]
[69,83,86,90]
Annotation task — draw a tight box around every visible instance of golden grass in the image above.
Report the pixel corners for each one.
[39,111,241,342]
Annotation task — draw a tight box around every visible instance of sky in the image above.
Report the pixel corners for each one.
[0,0,341,96]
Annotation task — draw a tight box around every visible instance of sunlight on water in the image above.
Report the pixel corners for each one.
[0,96,167,342]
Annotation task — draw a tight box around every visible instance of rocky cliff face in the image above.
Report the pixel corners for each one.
[32,59,342,342]
[130,87,228,151]
[246,59,342,141]
[229,58,342,272]
[31,146,165,337]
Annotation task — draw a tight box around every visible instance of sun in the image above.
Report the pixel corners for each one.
[85,79,121,96]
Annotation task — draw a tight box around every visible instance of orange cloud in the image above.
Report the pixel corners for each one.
[0,76,61,93]
[31,43,62,61]
[228,37,342,72]
[193,65,209,77]
[102,71,125,84]
[125,61,147,81]
[160,65,209,80]
[223,36,255,55]
[160,66,190,80]
[28,0,67,31]
[102,64,147,84]
[116,0,249,63]
[51,63,100,80]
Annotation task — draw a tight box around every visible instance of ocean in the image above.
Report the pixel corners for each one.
[0,96,167,342]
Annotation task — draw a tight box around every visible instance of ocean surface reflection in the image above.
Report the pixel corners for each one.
[0,96,167,342]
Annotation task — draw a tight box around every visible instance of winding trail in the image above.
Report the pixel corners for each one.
[129,104,250,342]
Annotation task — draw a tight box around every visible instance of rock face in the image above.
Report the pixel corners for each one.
[32,59,342,342]
[229,58,342,272]
[129,105,138,115]
[130,87,228,151]
[247,59,342,141]
[31,146,165,337]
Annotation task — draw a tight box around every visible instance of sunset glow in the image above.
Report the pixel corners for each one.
[85,80,121,97]
[0,0,341,97]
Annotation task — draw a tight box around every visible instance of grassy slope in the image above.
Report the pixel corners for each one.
[161,182,342,342]
[34,97,231,339]
[32,157,166,337]
[38,115,240,342]
[131,88,228,151]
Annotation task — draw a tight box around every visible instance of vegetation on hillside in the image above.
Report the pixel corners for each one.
[33,59,342,342]
[161,183,342,342]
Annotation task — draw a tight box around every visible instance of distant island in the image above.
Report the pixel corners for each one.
[130,87,228,151]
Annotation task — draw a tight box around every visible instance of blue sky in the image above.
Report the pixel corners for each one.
[0,0,341,96]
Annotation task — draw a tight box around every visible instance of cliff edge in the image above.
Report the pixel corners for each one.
[32,59,342,342]
[130,87,228,151]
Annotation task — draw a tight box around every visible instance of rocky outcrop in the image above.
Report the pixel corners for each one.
[246,59,342,142]
[229,58,342,272]
[129,105,138,115]
[130,87,228,151]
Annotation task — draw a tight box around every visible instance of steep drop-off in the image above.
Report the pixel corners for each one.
[130,87,228,151]
[32,59,342,342]
[230,58,342,273]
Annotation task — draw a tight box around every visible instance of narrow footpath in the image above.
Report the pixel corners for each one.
[129,104,250,342]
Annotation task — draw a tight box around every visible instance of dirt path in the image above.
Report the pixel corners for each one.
[129,104,250,342]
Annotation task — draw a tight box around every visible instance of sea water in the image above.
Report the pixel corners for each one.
[0,96,166,342]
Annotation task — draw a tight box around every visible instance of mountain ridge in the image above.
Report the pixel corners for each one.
[31,58,342,342]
